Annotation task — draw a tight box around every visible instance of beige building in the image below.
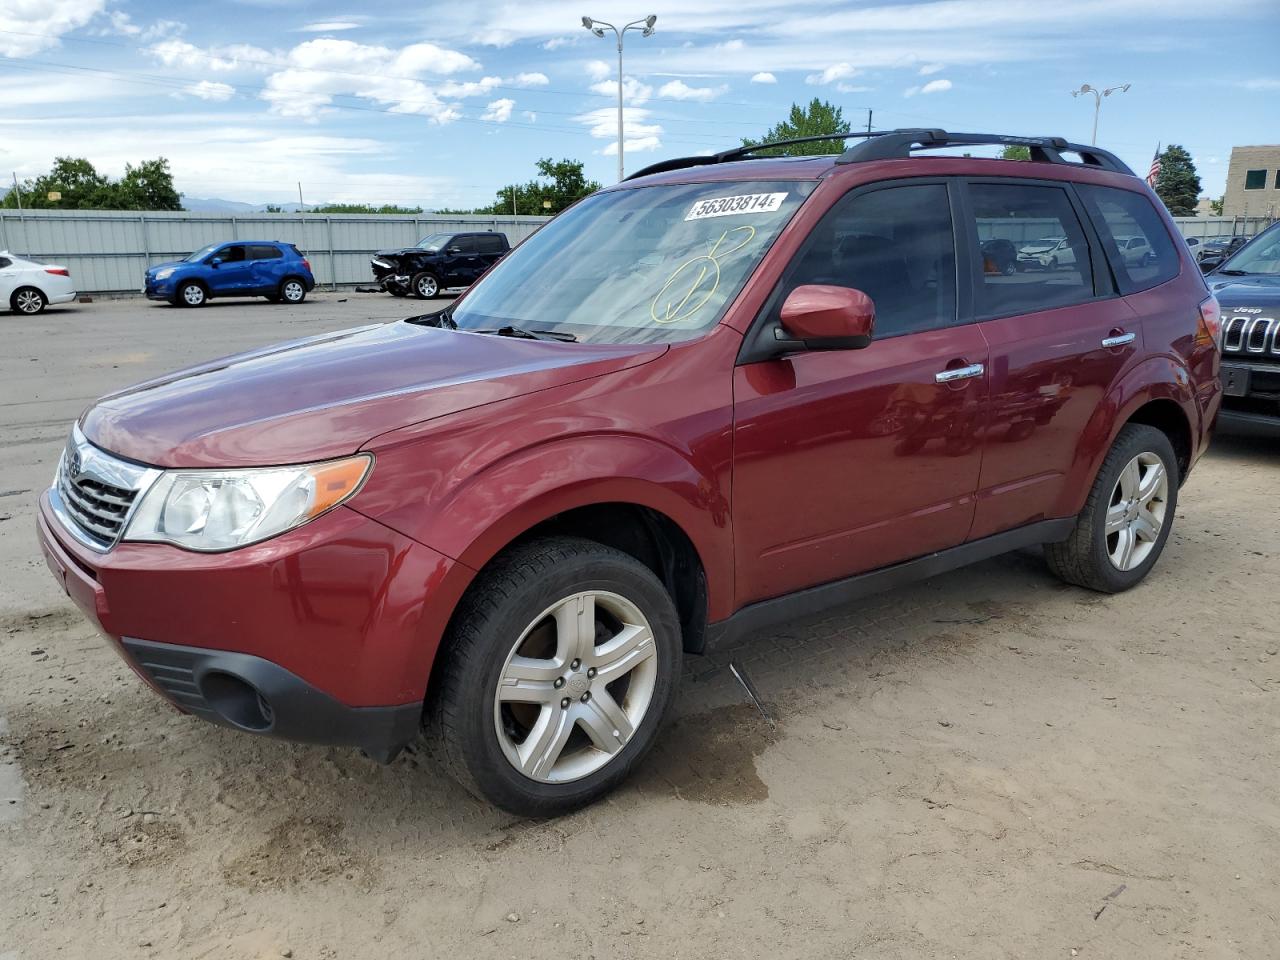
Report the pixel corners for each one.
[1222,145,1280,218]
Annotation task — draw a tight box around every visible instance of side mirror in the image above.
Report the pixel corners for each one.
[209,257,223,268]
[777,284,875,351]
[447,246,462,254]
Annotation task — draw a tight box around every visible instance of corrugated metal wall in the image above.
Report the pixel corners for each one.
[0,209,551,293]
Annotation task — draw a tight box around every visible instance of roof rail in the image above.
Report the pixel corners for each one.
[836,129,1134,174]
[624,127,1135,181]
[625,131,882,181]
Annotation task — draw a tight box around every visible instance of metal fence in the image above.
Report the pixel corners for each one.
[0,209,551,294]
[0,208,1274,295]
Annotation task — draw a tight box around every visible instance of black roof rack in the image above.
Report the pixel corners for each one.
[624,128,1134,181]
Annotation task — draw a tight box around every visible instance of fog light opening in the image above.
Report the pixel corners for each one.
[201,672,274,731]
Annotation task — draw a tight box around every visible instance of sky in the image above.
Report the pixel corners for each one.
[1,0,1277,210]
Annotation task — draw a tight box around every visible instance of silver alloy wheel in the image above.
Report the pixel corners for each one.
[182,283,205,306]
[15,289,43,314]
[1105,451,1168,571]
[417,275,438,297]
[493,590,659,783]
[283,280,305,302]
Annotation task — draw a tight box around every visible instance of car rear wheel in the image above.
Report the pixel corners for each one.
[1045,423,1178,593]
[412,272,440,299]
[431,536,681,817]
[10,287,46,315]
[1001,260,1017,276]
[176,282,206,308]
[279,278,307,304]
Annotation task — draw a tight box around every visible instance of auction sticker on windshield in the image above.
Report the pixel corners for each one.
[685,192,788,221]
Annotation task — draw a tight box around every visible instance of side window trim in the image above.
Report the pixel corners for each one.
[959,176,1116,323]
[737,176,967,365]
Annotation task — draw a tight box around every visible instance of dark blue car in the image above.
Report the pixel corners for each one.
[145,241,315,308]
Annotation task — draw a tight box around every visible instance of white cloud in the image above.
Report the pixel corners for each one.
[481,98,515,122]
[0,0,105,57]
[718,39,745,51]
[656,79,727,102]
[806,62,860,86]
[542,36,575,50]
[750,72,778,84]
[918,62,945,75]
[148,39,274,73]
[183,80,235,102]
[299,21,361,32]
[590,77,653,104]
[576,106,663,156]
[522,110,537,122]
[585,59,612,82]
[514,72,549,86]
[1240,77,1280,90]
[904,77,952,97]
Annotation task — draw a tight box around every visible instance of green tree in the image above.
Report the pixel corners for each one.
[473,157,602,216]
[741,98,851,156]
[1000,145,1031,161]
[1210,195,1224,216]
[311,202,425,214]
[1152,144,1201,216]
[2,156,182,210]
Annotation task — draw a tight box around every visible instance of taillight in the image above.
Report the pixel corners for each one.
[302,258,311,271]
[44,267,70,277]
[1197,294,1222,347]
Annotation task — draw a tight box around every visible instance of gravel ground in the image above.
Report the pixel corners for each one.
[1,294,1277,959]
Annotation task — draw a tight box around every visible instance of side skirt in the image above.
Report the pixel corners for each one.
[701,518,1075,651]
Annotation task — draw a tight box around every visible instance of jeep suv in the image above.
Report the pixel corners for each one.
[144,241,315,307]
[37,129,1222,817]
[370,231,509,299]
[1205,220,1280,430]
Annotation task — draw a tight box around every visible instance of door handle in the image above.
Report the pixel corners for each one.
[1101,332,1136,348]
[935,363,985,384]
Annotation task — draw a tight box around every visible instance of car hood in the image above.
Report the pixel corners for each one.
[145,260,188,275]
[81,321,666,468]
[373,248,425,259]
[1208,275,1280,304]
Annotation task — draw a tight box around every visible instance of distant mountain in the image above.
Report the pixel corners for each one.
[180,197,302,214]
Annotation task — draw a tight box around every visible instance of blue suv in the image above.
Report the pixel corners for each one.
[145,241,315,308]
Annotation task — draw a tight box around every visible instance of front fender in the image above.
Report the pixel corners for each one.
[1058,354,1200,517]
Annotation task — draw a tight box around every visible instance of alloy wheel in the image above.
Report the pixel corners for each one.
[15,290,43,314]
[417,276,438,298]
[493,590,658,783]
[182,284,205,306]
[283,280,304,302]
[1105,451,1168,571]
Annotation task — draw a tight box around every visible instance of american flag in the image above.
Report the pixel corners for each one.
[1146,143,1162,188]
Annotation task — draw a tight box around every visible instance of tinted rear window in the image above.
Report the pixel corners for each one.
[476,235,506,254]
[1076,185,1179,294]
[249,244,282,260]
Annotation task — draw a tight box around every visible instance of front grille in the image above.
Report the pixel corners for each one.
[1222,314,1280,357]
[49,426,160,551]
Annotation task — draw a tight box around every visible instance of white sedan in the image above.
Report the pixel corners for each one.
[0,251,77,314]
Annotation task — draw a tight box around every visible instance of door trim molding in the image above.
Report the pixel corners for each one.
[698,517,1074,651]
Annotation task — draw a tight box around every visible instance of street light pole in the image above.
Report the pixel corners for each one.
[583,14,657,181]
[1071,83,1130,145]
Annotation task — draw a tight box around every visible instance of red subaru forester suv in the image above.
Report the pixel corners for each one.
[37,130,1222,816]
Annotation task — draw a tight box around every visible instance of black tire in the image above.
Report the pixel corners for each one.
[175,281,206,308]
[279,277,307,304]
[431,536,682,817]
[1048,256,1059,271]
[1001,260,1017,276]
[10,286,46,315]
[411,272,440,299]
[1045,423,1179,593]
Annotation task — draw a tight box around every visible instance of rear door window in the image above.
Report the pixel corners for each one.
[249,244,282,260]
[967,182,1096,318]
[1075,184,1180,293]
[476,235,506,254]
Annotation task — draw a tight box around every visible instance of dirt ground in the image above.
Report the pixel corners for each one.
[1,295,1277,959]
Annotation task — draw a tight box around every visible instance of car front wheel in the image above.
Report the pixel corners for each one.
[176,282,206,307]
[412,272,440,299]
[432,536,681,817]
[1045,423,1178,593]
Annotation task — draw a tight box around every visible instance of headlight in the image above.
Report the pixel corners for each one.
[123,455,372,551]
[154,267,176,280]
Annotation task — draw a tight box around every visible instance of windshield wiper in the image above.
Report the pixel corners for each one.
[478,325,577,342]
[1216,269,1251,276]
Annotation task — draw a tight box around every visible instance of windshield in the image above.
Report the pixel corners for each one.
[416,234,451,251]
[1220,226,1280,275]
[185,243,220,263]
[446,180,816,344]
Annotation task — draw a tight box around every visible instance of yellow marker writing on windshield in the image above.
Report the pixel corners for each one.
[651,225,756,325]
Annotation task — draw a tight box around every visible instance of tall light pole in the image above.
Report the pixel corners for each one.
[1071,83,1130,145]
[583,14,656,181]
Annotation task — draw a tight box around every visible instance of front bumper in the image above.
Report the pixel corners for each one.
[36,492,470,760]
[1219,359,1280,432]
